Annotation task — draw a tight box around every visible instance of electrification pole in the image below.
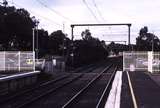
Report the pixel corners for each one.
[32,28,35,52]
[70,23,132,68]
[36,20,39,59]
[71,25,74,68]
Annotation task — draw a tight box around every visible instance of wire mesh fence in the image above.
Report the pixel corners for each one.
[0,51,35,72]
[153,52,160,72]
[123,51,160,73]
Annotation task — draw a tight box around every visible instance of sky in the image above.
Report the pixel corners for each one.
[5,0,160,44]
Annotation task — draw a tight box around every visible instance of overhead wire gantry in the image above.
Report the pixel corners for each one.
[71,23,132,45]
[70,23,132,67]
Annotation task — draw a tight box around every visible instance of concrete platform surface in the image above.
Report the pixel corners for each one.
[129,71,160,108]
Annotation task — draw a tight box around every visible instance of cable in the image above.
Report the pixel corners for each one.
[92,0,105,22]
[7,0,62,27]
[82,0,99,23]
[36,0,74,23]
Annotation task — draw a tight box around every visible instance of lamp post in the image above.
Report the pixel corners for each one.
[71,25,74,68]
[32,16,39,59]
[32,28,35,52]
[36,20,39,59]
[32,28,35,71]
[152,33,154,52]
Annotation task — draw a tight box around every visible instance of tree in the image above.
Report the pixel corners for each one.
[0,5,16,49]
[81,29,92,40]
[48,30,70,55]
[0,5,35,50]
[5,8,34,50]
[70,29,108,67]
[37,29,49,57]
[136,26,160,51]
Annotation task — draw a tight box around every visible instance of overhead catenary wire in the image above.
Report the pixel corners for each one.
[36,0,74,23]
[82,0,100,23]
[7,0,62,27]
[92,0,105,22]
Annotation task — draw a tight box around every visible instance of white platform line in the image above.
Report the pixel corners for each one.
[114,71,122,108]
[0,71,40,82]
[105,71,122,108]
[126,71,138,108]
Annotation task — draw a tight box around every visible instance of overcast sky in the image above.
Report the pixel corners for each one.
[6,0,160,44]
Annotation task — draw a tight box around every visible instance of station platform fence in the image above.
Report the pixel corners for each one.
[123,51,160,73]
[0,51,35,72]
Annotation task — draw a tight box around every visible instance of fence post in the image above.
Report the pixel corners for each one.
[148,51,153,73]
[4,51,5,71]
[123,52,125,71]
[18,51,20,72]
[33,51,35,72]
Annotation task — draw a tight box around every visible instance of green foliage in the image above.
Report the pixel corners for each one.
[107,42,129,55]
[0,5,110,68]
[36,29,49,57]
[69,29,108,67]
[81,29,92,40]
[0,5,35,50]
[136,26,160,51]
[48,30,70,55]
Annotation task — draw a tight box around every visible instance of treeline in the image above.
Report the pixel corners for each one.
[0,5,34,50]
[0,5,108,68]
[136,26,160,51]
[107,26,160,52]
[73,30,108,67]
[1,4,159,68]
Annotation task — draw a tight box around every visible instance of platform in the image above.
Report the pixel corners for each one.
[0,71,40,82]
[0,71,40,96]
[122,71,160,108]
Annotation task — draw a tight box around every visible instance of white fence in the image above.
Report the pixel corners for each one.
[123,51,160,73]
[0,51,35,71]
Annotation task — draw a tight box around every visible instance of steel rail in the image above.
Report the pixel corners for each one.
[62,64,113,108]
[0,74,70,103]
[1,61,105,107]
[16,74,83,108]
[96,66,118,108]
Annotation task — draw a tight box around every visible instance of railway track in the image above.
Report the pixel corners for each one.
[0,60,107,103]
[0,61,111,108]
[62,65,117,108]
[1,73,83,108]
[0,73,70,103]
[22,64,117,108]
[0,57,121,108]
[72,59,112,73]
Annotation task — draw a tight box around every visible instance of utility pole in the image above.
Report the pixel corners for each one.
[32,16,39,59]
[31,16,39,69]
[36,20,39,59]
[152,32,154,52]
[128,24,131,45]
[32,28,35,71]
[63,22,65,33]
[71,25,74,68]
[32,28,35,52]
